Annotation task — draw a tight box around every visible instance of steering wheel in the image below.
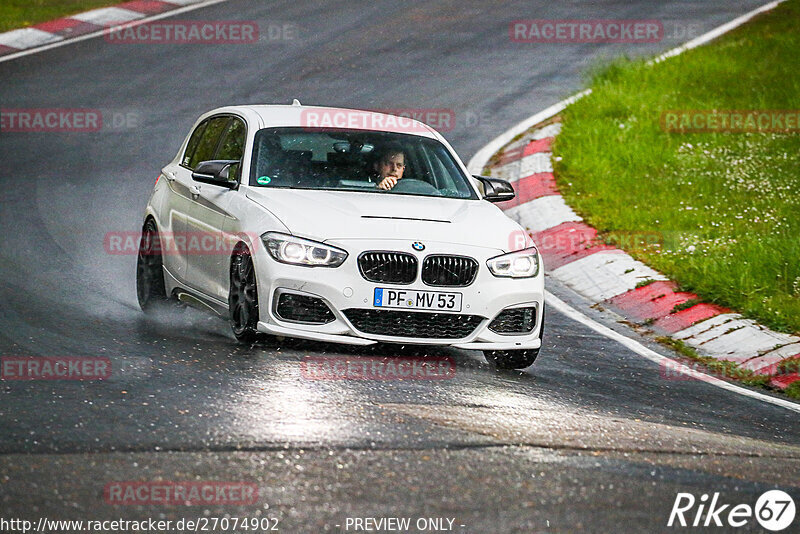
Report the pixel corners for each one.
[390,179,440,195]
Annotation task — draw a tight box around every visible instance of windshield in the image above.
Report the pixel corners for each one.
[248,128,478,199]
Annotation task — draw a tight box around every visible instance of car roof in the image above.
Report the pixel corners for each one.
[202,104,441,139]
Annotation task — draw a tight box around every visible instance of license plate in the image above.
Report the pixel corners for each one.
[373,288,462,312]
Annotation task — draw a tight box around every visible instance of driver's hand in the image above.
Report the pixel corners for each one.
[377,177,398,190]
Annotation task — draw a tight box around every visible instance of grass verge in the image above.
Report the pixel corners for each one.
[654,337,800,399]
[553,0,800,335]
[0,1,122,33]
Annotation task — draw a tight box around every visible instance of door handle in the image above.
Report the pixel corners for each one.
[190,184,201,197]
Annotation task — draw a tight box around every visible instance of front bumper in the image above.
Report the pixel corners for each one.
[253,238,545,350]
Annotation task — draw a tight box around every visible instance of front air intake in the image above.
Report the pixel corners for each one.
[488,307,537,335]
[343,309,483,339]
[275,292,335,324]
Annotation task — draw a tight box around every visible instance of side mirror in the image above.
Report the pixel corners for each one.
[473,175,515,203]
[192,160,240,189]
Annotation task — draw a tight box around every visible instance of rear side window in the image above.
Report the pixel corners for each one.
[186,117,230,169]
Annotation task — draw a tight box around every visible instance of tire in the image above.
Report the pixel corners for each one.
[136,218,170,312]
[228,245,260,343]
[484,303,545,370]
[483,349,539,370]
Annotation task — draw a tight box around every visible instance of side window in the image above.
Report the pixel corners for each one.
[181,121,208,167]
[216,118,246,180]
[216,118,245,160]
[187,117,230,169]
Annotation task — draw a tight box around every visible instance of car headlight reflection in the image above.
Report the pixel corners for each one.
[486,247,540,278]
[263,232,347,267]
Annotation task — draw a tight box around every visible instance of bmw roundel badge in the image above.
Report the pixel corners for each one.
[412,242,425,251]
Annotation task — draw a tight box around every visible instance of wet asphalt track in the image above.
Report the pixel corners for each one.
[1,1,799,532]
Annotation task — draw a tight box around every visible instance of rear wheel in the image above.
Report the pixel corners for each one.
[136,219,169,312]
[484,304,545,370]
[229,246,260,343]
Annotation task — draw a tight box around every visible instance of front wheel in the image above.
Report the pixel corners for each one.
[136,219,169,312]
[229,246,260,343]
[484,304,545,370]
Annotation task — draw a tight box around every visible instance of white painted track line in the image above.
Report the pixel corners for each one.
[652,0,785,63]
[467,90,589,175]
[0,0,232,64]
[546,291,800,413]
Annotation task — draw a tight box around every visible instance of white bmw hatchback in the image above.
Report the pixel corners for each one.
[137,103,545,368]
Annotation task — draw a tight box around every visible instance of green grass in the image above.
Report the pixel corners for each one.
[0,1,121,33]
[671,298,702,314]
[656,337,772,389]
[785,381,800,400]
[553,0,800,335]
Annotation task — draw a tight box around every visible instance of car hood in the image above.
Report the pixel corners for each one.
[244,188,523,252]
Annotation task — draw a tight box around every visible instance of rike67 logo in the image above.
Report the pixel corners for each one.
[668,490,795,531]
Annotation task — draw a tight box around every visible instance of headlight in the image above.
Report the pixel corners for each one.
[262,232,348,267]
[486,247,540,278]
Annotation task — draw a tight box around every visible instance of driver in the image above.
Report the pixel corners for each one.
[372,144,406,190]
